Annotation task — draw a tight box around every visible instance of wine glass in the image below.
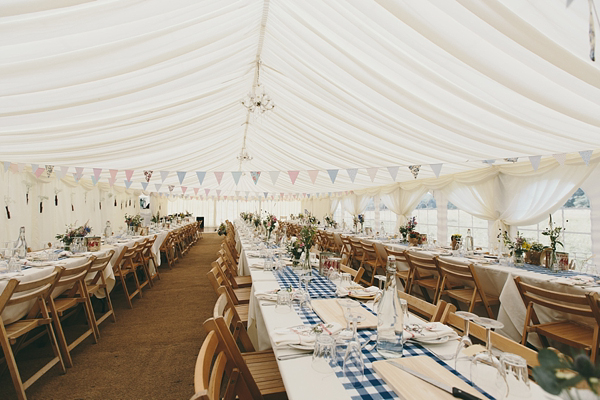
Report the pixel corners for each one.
[342,311,365,386]
[470,317,505,391]
[453,311,478,369]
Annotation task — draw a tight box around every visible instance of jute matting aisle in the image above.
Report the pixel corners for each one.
[0,232,221,400]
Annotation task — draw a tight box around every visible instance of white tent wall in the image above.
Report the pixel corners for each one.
[300,198,330,222]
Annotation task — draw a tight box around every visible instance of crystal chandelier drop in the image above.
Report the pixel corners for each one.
[241,60,275,115]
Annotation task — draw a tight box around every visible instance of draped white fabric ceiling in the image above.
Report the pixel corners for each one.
[1,0,600,196]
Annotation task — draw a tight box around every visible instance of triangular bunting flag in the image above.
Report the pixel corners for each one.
[553,153,567,166]
[280,192,284,198]
[91,175,99,186]
[177,171,186,185]
[125,170,134,181]
[160,171,170,182]
[204,188,210,196]
[108,177,116,187]
[408,165,421,179]
[109,169,118,180]
[216,189,221,197]
[264,192,268,198]
[3,162,9,172]
[143,170,153,182]
[93,168,102,182]
[168,185,174,192]
[483,160,496,165]
[366,167,378,182]
[580,150,593,166]
[232,171,242,185]
[75,167,84,179]
[430,163,443,178]
[10,163,18,173]
[288,171,300,185]
[346,168,358,183]
[269,171,280,185]
[17,163,24,173]
[196,171,206,185]
[124,180,133,189]
[326,169,339,184]
[250,171,261,185]
[235,191,240,197]
[34,168,44,178]
[141,182,149,190]
[31,164,39,174]
[73,173,81,183]
[155,183,162,192]
[387,166,399,181]
[181,186,187,194]
[529,155,542,171]
[57,166,69,179]
[214,171,224,185]
[193,188,199,195]
[307,170,319,184]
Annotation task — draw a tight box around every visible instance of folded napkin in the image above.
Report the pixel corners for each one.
[255,289,279,301]
[272,323,343,348]
[336,285,380,298]
[554,275,596,286]
[249,264,265,270]
[21,260,54,267]
[404,322,458,342]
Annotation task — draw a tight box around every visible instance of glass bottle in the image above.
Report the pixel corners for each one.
[465,229,474,252]
[104,221,112,239]
[376,255,404,358]
[14,227,27,259]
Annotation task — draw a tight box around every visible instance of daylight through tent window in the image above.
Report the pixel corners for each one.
[517,188,592,261]
[447,201,489,250]
[411,192,438,242]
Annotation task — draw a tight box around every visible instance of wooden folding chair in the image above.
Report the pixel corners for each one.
[140,235,160,285]
[359,241,385,286]
[0,269,65,400]
[160,232,176,269]
[404,251,442,303]
[86,250,117,328]
[348,238,364,269]
[112,245,142,308]
[215,287,249,327]
[339,235,352,265]
[386,248,427,293]
[435,257,499,319]
[397,291,456,322]
[217,257,251,289]
[207,265,250,305]
[514,276,600,362]
[48,260,99,367]
[339,264,365,284]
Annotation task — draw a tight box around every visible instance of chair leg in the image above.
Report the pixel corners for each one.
[118,273,133,309]
[47,303,73,368]
[0,325,27,400]
[102,289,117,323]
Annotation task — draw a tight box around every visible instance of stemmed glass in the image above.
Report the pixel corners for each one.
[470,317,505,390]
[453,311,478,369]
[337,299,365,385]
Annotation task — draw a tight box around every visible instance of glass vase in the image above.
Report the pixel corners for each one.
[514,253,525,267]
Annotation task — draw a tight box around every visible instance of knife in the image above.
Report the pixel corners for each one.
[389,361,481,400]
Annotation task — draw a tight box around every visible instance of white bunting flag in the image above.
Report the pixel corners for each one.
[327,169,338,184]
[307,170,319,184]
[346,168,358,183]
[160,171,170,182]
[580,150,593,166]
[57,166,69,179]
[430,163,443,178]
[269,171,280,185]
[529,155,542,171]
[367,167,378,182]
[552,153,567,166]
[387,166,399,181]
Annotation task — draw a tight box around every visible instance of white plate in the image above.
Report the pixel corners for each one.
[413,336,451,345]
[289,343,314,351]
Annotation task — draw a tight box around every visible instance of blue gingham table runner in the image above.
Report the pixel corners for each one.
[274,266,493,400]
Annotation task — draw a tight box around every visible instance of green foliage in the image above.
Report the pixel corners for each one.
[533,349,600,396]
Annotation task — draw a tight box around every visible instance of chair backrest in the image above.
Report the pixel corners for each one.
[89,251,115,274]
[360,241,377,257]
[0,267,62,313]
[339,264,365,283]
[214,289,255,352]
[514,276,596,319]
[442,311,540,369]
[397,291,455,322]
[333,233,343,248]
[349,238,363,254]
[55,259,93,289]
[405,251,438,274]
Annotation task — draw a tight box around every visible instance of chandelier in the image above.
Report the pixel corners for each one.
[237,149,253,162]
[241,60,275,115]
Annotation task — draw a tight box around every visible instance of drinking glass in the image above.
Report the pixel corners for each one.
[496,353,530,398]
[276,291,292,314]
[312,334,335,373]
[454,311,478,369]
[343,340,364,386]
[470,317,504,389]
[264,258,274,271]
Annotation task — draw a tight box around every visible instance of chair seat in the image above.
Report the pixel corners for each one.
[234,276,253,287]
[54,297,82,313]
[235,304,249,324]
[531,321,596,349]
[414,278,439,290]
[445,289,499,305]
[5,319,48,343]
[114,267,134,277]
[233,287,251,303]
[86,283,106,294]
[241,351,286,396]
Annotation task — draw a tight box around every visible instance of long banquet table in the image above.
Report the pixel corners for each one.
[235,225,551,400]
[0,222,195,325]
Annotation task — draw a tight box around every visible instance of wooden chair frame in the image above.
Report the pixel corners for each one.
[86,250,117,328]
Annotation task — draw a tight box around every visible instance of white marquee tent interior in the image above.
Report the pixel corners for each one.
[1,0,600,260]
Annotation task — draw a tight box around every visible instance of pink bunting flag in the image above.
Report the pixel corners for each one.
[75,167,84,180]
[34,168,44,178]
[10,163,18,173]
[193,188,199,195]
[216,189,221,197]
[204,188,210,196]
[109,169,118,180]
[181,186,187,194]
[307,170,319,184]
[288,171,299,185]
[108,177,116,187]
[125,170,134,181]
[214,172,224,185]
[93,168,102,182]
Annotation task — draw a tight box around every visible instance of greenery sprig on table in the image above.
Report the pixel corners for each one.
[542,214,564,252]
[399,217,417,237]
[534,348,600,398]
[56,222,92,246]
[503,231,527,257]
[151,212,160,224]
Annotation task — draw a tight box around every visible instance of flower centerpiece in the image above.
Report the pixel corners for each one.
[503,231,527,266]
[253,214,261,230]
[287,239,305,264]
[125,214,143,232]
[324,215,337,229]
[525,241,545,265]
[264,214,277,241]
[542,214,564,270]
[299,224,317,271]
[450,233,462,250]
[217,223,227,236]
[400,217,418,242]
[353,214,365,233]
[533,348,600,399]
[56,222,92,250]
[151,212,160,224]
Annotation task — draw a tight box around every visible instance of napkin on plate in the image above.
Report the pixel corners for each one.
[336,285,379,298]
[272,322,343,348]
[404,322,458,342]
[255,289,279,301]
[554,275,596,286]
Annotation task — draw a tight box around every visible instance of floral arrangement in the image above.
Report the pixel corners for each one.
[451,234,462,241]
[353,214,365,228]
[533,348,600,398]
[287,239,305,259]
[299,224,317,250]
[253,215,261,228]
[56,222,92,246]
[151,212,160,224]
[264,214,277,234]
[399,217,417,237]
[324,215,337,228]
[307,214,319,225]
[217,223,227,236]
[542,214,564,252]
[125,214,143,227]
[503,231,527,256]
[529,242,545,252]
[240,212,253,222]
